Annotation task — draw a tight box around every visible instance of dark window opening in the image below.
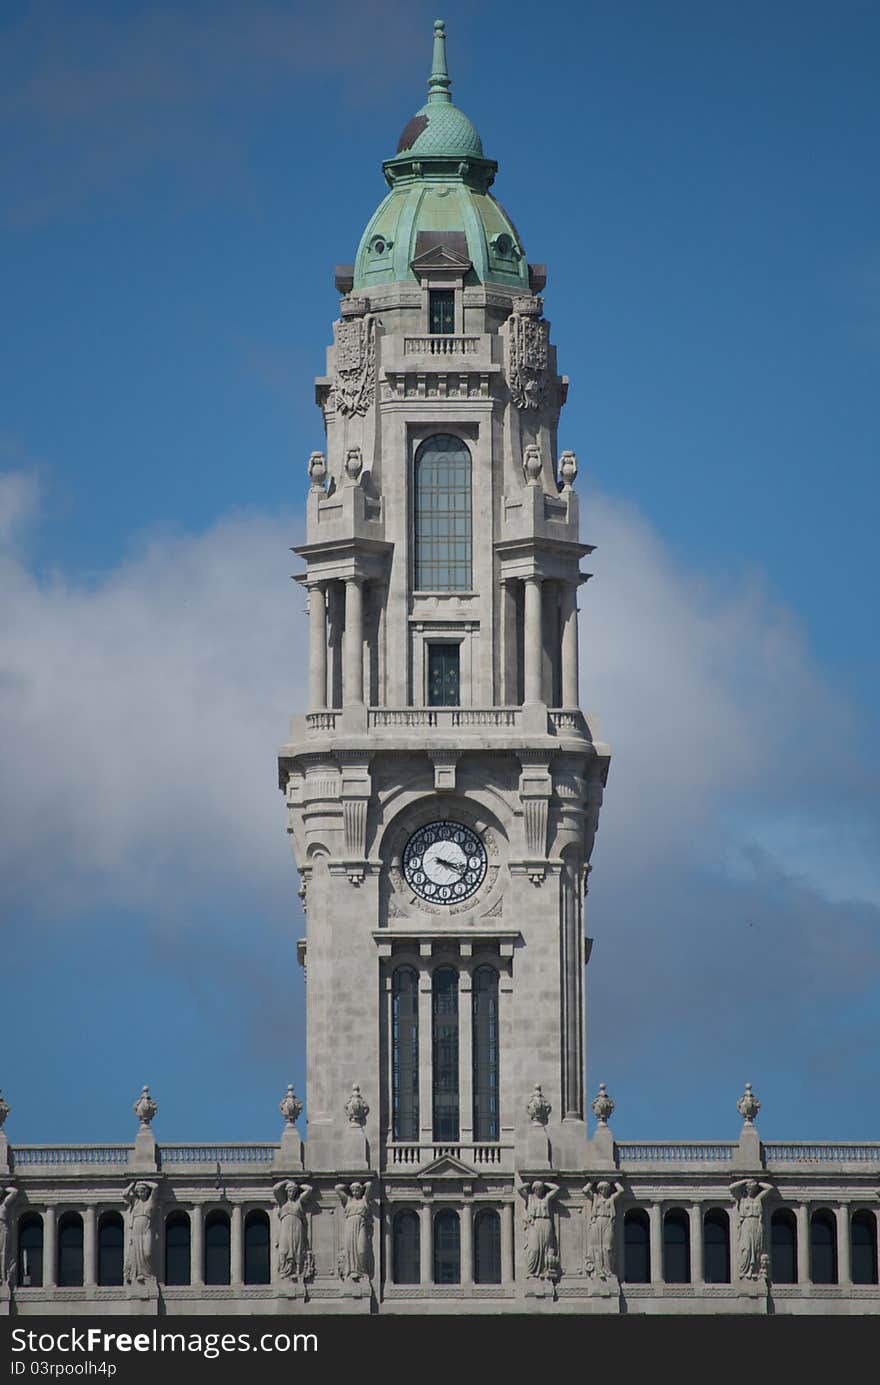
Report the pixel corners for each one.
[429,289,455,334]
[428,644,460,707]
[771,1210,797,1284]
[472,966,499,1142]
[810,1210,837,1285]
[392,966,420,1142]
[432,967,459,1141]
[17,1214,44,1287]
[414,434,472,592]
[433,1209,460,1284]
[662,1209,690,1284]
[204,1210,231,1286]
[57,1212,84,1287]
[851,1211,878,1285]
[623,1209,650,1283]
[474,1209,501,1284]
[98,1212,124,1286]
[164,1212,191,1286]
[702,1209,730,1284]
[244,1210,270,1285]
[393,1209,420,1284]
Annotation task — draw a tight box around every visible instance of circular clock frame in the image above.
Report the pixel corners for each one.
[402,819,488,906]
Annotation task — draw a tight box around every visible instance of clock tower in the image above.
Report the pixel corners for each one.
[278,19,610,1300]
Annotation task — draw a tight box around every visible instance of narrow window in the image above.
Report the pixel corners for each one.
[97,1211,124,1286]
[164,1211,191,1286]
[472,966,499,1142]
[662,1209,690,1284]
[770,1209,797,1284]
[623,1209,650,1283]
[851,1211,879,1285]
[204,1210,231,1286]
[432,967,459,1141]
[702,1209,730,1284]
[810,1210,837,1285]
[433,1209,460,1284]
[244,1210,270,1285]
[429,289,455,334]
[427,643,460,707]
[474,1208,501,1284]
[392,1209,420,1284]
[17,1213,43,1287]
[414,434,472,592]
[392,966,419,1142]
[57,1211,84,1287]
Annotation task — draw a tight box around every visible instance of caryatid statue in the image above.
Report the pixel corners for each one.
[582,1180,625,1280]
[0,1185,22,1286]
[516,1178,561,1281]
[122,1180,159,1285]
[272,1180,314,1280]
[334,1182,374,1281]
[729,1179,774,1280]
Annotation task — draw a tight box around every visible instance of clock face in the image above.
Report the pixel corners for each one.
[402,821,487,905]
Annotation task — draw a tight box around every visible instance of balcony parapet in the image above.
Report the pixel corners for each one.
[301,706,591,739]
[386,1141,512,1170]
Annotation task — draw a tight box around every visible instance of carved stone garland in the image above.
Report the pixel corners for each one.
[508,297,550,411]
[334,308,377,418]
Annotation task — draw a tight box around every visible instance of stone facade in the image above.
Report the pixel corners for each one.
[3,21,878,1317]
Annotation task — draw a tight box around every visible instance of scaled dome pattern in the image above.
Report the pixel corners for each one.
[353,20,529,295]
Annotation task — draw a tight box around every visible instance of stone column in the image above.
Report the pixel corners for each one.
[83,1205,97,1288]
[796,1204,810,1285]
[689,1203,703,1286]
[308,583,327,710]
[541,580,557,704]
[419,1203,432,1286]
[230,1205,243,1288]
[343,577,364,706]
[501,1201,514,1285]
[500,578,517,704]
[383,1205,393,1289]
[560,582,579,707]
[418,963,433,1153]
[523,576,543,704]
[835,1205,851,1286]
[190,1205,204,1287]
[460,1202,473,1288]
[43,1206,57,1288]
[458,970,473,1144]
[649,1203,664,1284]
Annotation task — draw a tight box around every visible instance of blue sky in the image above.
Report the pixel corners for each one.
[2,0,878,1146]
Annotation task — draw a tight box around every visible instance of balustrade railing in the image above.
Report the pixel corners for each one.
[12,1146,131,1167]
[387,1142,508,1167]
[303,707,588,736]
[160,1144,278,1165]
[764,1143,880,1164]
[403,336,479,356]
[617,1142,736,1163]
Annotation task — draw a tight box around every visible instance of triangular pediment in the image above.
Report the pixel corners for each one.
[417,1153,477,1177]
[411,244,472,272]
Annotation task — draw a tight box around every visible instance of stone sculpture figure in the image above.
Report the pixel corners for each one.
[334,1181,374,1280]
[516,1178,561,1281]
[122,1180,158,1285]
[273,1180,313,1280]
[729,1179,774,1280]
[0,1186,21,1285]
[582,1180,625,1280]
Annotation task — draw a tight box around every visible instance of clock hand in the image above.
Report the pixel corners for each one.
[435,855,465,875]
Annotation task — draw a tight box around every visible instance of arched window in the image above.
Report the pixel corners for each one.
[98,1211,124,1286]
[851,1211,879,1286]
[392,1209,420,1285]
[702,1209,730,1284]
[771,1209,797,1284]
[810,1210,837,1285]
[244,1210,270,1286]
[392,966,419,1142]
[663,1209,690,1284]
[474,1208,501,1284]
[472,966,499,1142]
[205,1210,231,1285]
[57,1211,84,1287]
[623,1209,650,1283]
[17,1213,43,1287]
[414,434,472,592]
[432,967,459,1141]
[164,1211,191,1286]
[433,1209,460,1285]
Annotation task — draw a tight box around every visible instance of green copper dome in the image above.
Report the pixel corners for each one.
[352,20,529,294]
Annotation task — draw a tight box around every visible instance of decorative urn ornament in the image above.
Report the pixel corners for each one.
[558,450,578,489]
[344,1084,370,1126]
[591,1082,615,1127]
[736,1082,761,1125]
[526,1084,552,1126]
[133,1085,157,1127]
[279,1083,303,1126]
[307,451,326,489]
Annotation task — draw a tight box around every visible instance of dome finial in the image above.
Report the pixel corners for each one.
[428,18,452,104]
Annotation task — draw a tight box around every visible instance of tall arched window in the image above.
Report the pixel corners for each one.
[771,1209,797,1283]
[474,1208,501,1284]
[204,1210,231,1286]
[17,1213,43,1287]
[623,1209,650,1283]
[57,1211,84,1287]
[472,966,499,1142]
[244,1210,270,1285]
[392,966,419,1142]
[432,967,459,1141]
[392,1209,420,1284]
[414,434,472,592]
[663,1209,690,1284]
[702,1209,730,1284]
[433,1209,461,1285]
[164,1211,191,1286]
[851,1211,879,1285]
[810,1210,837,1285]
[98,1211,124,1286]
